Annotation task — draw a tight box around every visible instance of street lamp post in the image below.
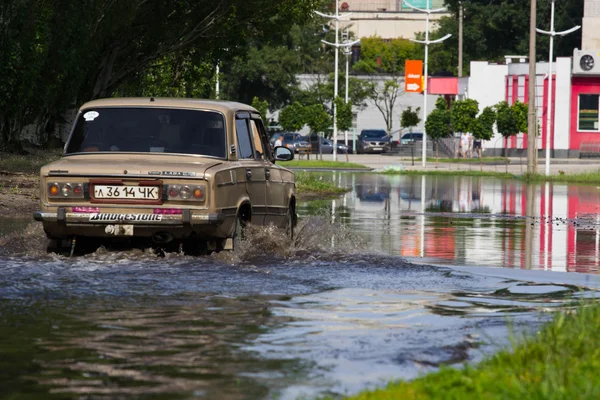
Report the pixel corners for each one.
[536,0,580,176]
[403,0,451,167]
[316,1,359,162]
[343,32,352,161]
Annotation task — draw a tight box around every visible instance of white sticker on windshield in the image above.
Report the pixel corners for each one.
[84,111,99,121]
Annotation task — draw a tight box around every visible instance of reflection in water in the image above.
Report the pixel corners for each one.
[299,173,600,273]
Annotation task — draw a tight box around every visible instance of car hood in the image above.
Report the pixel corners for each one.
[40,153,223,179]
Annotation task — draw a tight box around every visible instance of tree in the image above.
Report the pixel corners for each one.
[353,36,415,135]
[472,106,497,142]
[425,97,453,165]
[352,36,417,74]
[304,104,331,136]
[334,97,353,132]
[295,74,371,112]
[451,99,479,134]
[401,106,421,133]
[424,0,583,75]
[0,0,320,150]
[279,102,307,132]
[472,106,497,169]
[367,79,404,134]
[512,101,529,135]
[251,97,269,126]
[495,100,529,172]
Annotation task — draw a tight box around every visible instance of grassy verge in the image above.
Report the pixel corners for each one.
[0,149,62,174]
[295,171,348,199]
[382,168,600,184]
[524,170,600,184]
[382,169,517,180]
[402,157,508,164]
[342,302,600,400]
[283,160,369,169]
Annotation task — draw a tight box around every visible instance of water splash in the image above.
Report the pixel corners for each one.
[0,217,371,265]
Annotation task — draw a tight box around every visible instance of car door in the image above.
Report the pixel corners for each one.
[250,116,287,227]
[235,113,267,226]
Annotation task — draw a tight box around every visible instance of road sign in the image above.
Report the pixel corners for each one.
[405,60,423,93]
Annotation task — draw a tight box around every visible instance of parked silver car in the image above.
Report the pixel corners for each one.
[318,138,348,154]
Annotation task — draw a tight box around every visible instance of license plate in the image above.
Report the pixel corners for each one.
[93,185,160,200]
[373,147,383,151]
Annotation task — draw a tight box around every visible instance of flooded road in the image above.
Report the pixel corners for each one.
[1,173,600,399]
[312,173,600,273]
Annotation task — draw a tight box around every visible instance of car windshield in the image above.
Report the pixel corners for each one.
[362,130,387,138]
[65,107,227,158]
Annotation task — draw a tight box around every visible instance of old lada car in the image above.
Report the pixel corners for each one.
[34,98,297,255]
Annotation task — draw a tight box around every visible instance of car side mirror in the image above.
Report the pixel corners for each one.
[274,146,294,162]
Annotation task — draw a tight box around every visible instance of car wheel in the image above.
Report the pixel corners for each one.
[232,214,246,251]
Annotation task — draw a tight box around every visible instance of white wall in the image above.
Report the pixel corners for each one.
[467,61,508,149]
[583,0,600,50]
[554,57,572,151]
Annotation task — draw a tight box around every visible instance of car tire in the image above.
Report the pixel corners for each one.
[232,214,246,251]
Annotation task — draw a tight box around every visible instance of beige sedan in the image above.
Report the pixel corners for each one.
[34,98,297,255]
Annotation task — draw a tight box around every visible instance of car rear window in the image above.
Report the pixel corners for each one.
[65,107,227,158]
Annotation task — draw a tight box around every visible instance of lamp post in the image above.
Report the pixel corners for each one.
[343,32,352,161]
[403,0,451,167]
[536,0,580,176]
[316,1,359,161]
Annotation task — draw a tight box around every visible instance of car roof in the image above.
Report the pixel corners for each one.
[79,97,258,114]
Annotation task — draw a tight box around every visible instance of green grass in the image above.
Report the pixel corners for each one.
[0,149,62,174]
[382,169,517,179]
[405,157,508,164]
[382,168,600,184]
[295,171,348,195]
[283,159,369,169]
[341,302,600,400]
[524,170,600,184]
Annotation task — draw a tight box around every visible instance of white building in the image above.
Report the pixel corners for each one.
[338,0,448,40]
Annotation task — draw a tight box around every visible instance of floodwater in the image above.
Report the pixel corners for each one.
[312,172,600,274]
[0,173,599,400]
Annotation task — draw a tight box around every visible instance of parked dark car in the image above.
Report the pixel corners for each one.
[357,129,391,154]
[311,137,348,154]
[400,132,423,145]
[305,134,348,154]
[281,132,310,154]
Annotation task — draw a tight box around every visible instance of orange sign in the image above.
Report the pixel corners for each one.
[405,60,423,93]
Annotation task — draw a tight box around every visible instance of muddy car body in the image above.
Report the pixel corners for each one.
[34,98,296,253]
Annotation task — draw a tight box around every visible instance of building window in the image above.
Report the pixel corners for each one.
[578,94,600,131]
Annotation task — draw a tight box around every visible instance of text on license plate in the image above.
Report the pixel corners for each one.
[93,185,159,200]
[373,147,383,151]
